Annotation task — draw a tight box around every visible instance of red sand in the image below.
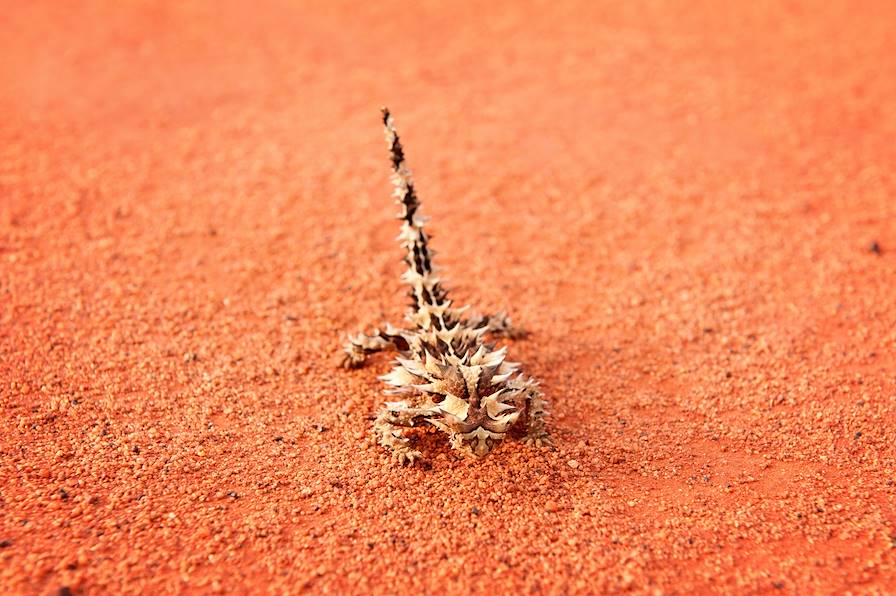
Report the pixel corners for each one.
[2,1,896,593]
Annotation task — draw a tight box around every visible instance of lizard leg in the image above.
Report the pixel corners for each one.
[469,311,528,340]
[372,403,432,465]
[341,324,409,369]
[510,378,551,447]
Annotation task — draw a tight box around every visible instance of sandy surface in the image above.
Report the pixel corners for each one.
[3,0,896,593]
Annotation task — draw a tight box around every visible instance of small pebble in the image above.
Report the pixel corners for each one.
[568,460,579,469]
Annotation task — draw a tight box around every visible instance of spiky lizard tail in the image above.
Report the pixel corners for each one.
[382,108,455,330]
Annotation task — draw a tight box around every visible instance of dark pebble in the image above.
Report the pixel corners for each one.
[869,241,882,255]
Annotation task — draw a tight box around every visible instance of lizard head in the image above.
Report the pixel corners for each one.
[440,394,521,458]
[381,346,522,459]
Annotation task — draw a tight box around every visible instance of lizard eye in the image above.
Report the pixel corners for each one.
[431,394,445,404]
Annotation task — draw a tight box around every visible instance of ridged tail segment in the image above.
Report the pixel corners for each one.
[383,108,459,332]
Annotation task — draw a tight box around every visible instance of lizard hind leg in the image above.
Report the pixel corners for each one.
[469,311,529,340]
[340,324,409,369]
[372,403,432,465]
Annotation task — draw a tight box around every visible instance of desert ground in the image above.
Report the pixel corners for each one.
[2,0,896,593]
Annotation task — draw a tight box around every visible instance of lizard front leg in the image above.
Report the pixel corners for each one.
[523,392,551,447]
[510,378,551,447]
[372,403,432,464]
[341,324,409,369]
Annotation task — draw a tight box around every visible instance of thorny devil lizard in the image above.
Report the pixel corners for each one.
[340,108,551,464]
